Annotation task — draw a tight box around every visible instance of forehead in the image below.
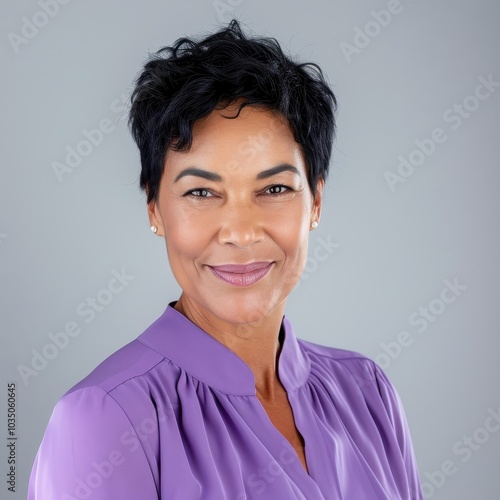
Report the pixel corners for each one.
[193,103,291,138]
[165,104,305,173]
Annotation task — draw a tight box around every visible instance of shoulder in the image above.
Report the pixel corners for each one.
[30,370,161,498]
[297,340,423,498]
[64,336,165,397]
[298,338,405,409]
[30,325,176,494]
[52,334,172,430]
[299,338,370,362]
[299,337,411,425]
[298,338,380,381]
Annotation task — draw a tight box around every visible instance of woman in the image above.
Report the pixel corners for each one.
[28,19,423,499]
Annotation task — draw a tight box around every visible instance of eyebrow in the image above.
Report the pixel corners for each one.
[173,163,301,183]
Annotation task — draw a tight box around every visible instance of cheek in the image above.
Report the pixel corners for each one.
[276,216,310,267]
[163,206,212,262]
[166,222,208,260]
[268,227,309,294]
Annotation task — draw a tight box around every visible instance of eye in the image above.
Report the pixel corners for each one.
[264,184,294,197]
[183,188,215,199]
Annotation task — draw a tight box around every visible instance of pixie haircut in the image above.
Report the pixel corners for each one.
[128,19,338,205]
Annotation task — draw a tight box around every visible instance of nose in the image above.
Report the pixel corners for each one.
[217,203,265,248]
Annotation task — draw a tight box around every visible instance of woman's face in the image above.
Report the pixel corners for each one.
[148,103,323,325]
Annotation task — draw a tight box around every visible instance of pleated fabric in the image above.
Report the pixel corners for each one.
[28,301,423,499]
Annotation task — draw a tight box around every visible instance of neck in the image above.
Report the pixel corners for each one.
[173,295,287,401]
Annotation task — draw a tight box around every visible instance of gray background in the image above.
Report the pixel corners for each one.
[1,0,499,498]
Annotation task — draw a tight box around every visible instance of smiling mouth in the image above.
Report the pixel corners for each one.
[208,262,273,287]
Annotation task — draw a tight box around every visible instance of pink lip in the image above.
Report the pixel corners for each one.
[209,262,273,287]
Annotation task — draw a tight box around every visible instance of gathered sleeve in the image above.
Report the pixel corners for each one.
[28,386,159,500]
[372,363,424,500]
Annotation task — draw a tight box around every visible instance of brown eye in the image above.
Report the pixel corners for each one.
[264,185,293,196]
[183,188,215,198]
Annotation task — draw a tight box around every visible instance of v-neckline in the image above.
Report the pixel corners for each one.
[256,391,310,476]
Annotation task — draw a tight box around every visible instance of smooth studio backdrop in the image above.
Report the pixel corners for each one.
[1,1,499,498]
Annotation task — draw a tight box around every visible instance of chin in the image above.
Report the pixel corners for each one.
[204,293,278,326]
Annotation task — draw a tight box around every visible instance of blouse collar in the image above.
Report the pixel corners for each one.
[137,301,311,396]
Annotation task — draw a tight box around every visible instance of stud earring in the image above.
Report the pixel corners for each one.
[311,221,318,229]
[150,226,158,234]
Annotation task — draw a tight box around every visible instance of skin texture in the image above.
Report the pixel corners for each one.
[148,102,323,473]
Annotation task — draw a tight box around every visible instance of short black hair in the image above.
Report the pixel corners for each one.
[128,19,338,205]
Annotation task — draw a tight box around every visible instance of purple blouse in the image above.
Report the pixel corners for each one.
[28,301,423,499]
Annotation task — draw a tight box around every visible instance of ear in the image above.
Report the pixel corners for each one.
[311,177,324,226]
[146,189,164,237]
